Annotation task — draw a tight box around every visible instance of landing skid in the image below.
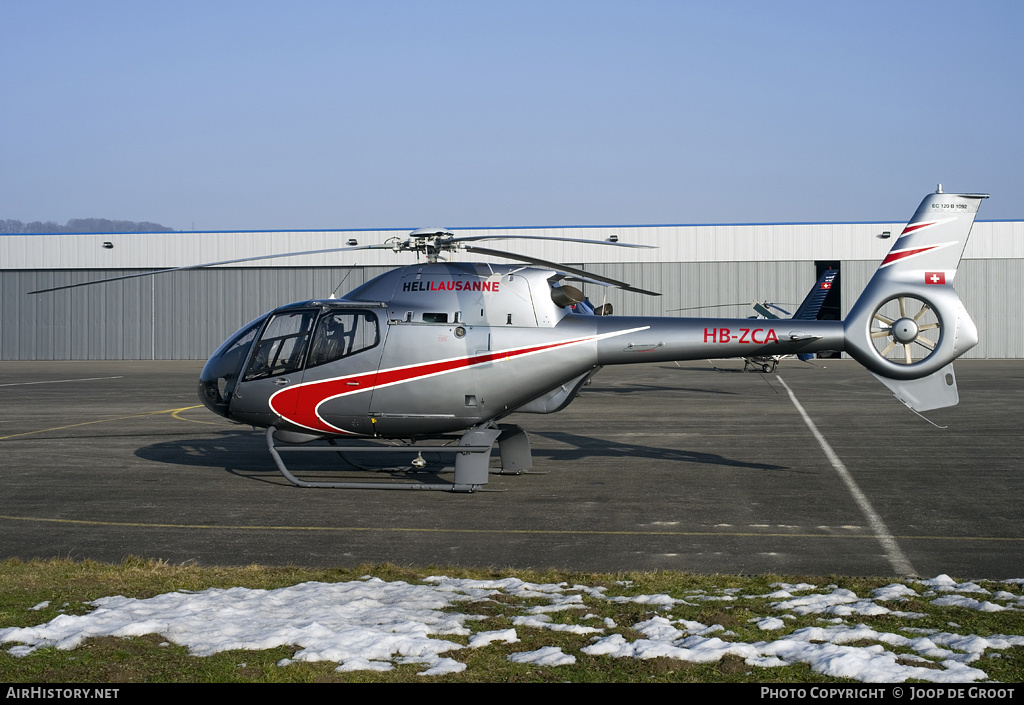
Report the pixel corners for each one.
[265,423,535,492]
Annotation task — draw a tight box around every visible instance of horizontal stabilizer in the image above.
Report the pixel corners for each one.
[870,363,959,412]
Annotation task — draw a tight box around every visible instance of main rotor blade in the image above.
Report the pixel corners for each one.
[28,244,389,294]
[462,245,661,296]
[450,234,655,249]
[764,302,794,316]
[669,303,750,312]
[547,272,613,288]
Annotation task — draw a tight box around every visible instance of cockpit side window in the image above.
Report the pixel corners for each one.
[243,310,317,380]
[306,311,380,368]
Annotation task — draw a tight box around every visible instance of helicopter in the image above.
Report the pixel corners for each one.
[745,267,839,372]
[31,188,988,491]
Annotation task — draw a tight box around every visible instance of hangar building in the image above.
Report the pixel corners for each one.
[2,217,1022,360]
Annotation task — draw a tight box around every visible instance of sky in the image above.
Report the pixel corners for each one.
[2,573,1023,681]
[2,1,1022,231]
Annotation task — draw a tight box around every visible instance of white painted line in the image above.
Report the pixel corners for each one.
[0,376,123,387]
[776,375,918,578]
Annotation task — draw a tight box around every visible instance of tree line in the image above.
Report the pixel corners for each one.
[0,218,174,234]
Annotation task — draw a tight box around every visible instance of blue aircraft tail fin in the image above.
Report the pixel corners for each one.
[792,269,838,321]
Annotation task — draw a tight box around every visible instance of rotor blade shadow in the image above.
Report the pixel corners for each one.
[529,431,789,471]
[585,383,740,396]
[135,430,276,473]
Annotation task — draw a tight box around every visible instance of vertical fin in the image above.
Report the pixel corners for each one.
[875,191,988,285]
[844,189,988,387]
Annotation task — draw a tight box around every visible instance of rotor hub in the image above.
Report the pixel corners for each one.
[890,317,919,344]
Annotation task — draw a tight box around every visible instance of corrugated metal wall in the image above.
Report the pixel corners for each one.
[1,267,387,360]
[3,259,1018,360]
[3,218,1020,360]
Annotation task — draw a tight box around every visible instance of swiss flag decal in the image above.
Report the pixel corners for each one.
[925,271,946,285]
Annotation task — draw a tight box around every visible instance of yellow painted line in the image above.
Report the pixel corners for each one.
[0,406,207,441]
[0,375,123,387]
[171,405,220,425]
[0,515,1021,542]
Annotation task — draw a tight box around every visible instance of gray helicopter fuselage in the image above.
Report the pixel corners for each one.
[199,261,845,438]
[28,189,986,491]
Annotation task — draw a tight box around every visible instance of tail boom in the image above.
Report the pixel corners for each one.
[593,317,845,365]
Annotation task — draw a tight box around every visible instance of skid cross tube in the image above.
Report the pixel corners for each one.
[265,426,500,492]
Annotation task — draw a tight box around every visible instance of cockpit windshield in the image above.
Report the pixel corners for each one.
[198,313,268,416]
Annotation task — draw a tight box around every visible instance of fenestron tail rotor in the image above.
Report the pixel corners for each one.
[870,295,941,365]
